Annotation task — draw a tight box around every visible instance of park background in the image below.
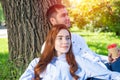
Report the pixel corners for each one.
[0,0,120,79]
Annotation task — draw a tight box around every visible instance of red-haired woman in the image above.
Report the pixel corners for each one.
[20,24,120,80]
[19,24,87,80]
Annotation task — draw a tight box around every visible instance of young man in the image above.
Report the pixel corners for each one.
[43,4,108,68]
[41,4,120,79]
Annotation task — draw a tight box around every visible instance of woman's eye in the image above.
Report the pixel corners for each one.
[66,37,70,40]
[58,37,62,40]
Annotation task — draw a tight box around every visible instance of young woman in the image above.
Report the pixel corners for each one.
[19,24,88,80]
[20,24,120,80]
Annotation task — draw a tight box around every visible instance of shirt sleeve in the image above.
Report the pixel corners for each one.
[71,33,108,63]
[19,58,39,80]
[75,55,120,80]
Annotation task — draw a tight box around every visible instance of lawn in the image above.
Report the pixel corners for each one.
[0,31,120,79]
[0,38,8,64]
[71,27,120,56]
[75,31,120,55]
[0,38,9,79]
[0,38,23,79]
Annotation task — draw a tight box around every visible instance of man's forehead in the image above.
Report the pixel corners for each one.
[56,8,68,13]
[51,8,66,17]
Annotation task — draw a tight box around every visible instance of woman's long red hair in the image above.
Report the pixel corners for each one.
[34,24,79,80]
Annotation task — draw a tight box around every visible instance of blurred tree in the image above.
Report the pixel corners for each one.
[65,0,109,29]
[108,0,120,35]
[62,0,71,7]
[64,0,120,35]
[0,0,61,67]
[0,3,5,24]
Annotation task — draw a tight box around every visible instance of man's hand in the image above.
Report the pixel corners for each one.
[108,49,120,63]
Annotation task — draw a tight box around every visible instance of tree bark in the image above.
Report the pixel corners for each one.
[1,0,61,67]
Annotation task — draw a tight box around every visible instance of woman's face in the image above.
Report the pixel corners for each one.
[55,29,71,56]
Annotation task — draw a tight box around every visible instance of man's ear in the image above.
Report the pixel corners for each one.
[50,17,56,25]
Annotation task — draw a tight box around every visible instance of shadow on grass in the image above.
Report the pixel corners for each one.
[0,53,24,80]
[0,52,9,61]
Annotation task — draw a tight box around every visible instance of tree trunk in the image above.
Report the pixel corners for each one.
[1,0,61,67]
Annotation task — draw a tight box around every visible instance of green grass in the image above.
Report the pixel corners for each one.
[70,27,120,56]
[0,38,8,53]
[0,38,8,64]
[0,38,23,80]
[0,38,9,79]
[80,32,120,55]
[0,31,120,79]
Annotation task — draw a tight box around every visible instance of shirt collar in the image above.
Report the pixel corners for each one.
[51,53,66,63]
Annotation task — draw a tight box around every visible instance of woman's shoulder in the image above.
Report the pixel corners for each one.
[28,58,40,68]
[31,58,39,63]
[19,58,40,80]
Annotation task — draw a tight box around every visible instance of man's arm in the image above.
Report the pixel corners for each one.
[71,33,108,63]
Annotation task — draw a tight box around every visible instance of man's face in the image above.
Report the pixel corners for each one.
[50,8,71,28]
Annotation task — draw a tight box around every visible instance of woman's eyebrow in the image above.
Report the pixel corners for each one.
[57,35,70,37]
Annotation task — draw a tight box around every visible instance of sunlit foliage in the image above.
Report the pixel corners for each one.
[63,0,120,35]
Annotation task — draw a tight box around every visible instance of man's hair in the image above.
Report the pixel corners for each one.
[46,4,65,20]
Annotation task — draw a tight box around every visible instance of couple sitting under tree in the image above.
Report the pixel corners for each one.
[20,4,120,80]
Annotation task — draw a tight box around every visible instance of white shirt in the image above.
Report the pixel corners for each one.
[19,54,120,80]
[41,33,108,68]
[71,33,108,68]
[19,54,88,80]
